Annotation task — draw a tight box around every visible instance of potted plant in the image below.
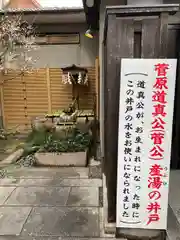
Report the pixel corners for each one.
[35,128,92,167]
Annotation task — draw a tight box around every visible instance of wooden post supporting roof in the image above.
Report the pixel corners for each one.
[103,3,179,238]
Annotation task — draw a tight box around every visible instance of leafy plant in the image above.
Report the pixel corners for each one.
[46,110,64,117]
[26,129,59,145]
[40,128,91,153]
[24,128,92,154]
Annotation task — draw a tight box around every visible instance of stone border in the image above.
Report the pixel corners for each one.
[166,205,180,240]
[0,149,24,165]
[35,151,87,167]
[103,173,166,240]
[102,173,116,234]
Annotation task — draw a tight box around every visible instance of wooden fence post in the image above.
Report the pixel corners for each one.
[95,57,99,118]
[46,68,52,114]
[0,81,5,129]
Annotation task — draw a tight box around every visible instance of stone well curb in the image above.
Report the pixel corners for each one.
[0,149,24,165]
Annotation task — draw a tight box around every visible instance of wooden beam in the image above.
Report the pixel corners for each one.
[141,18,160,58]
[159,12,169,58]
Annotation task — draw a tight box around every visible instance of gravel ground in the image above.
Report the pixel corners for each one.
[15,154,37,167]
[89,164,102,179]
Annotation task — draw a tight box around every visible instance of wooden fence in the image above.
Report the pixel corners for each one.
[1,66,97,130]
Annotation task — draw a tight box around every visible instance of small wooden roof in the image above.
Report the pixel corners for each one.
[61,65,88,73]
[4,0,41,9]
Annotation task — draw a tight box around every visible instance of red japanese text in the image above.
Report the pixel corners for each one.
[147,63,169,225]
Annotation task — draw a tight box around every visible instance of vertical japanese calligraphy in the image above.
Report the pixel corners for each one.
[123,79,134,219]
[132,79,146,221]
[117,59,177,230]
[147,63,169,226]
[120,72,147,224]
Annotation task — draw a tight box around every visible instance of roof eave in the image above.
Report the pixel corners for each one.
[0,8,86,25]
[0,7,84,15]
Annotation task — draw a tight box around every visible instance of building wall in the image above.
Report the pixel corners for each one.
[31,23,98,68]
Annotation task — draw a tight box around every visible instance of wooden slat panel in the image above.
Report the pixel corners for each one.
[50,67,96,111]
[25,69,48,119]
[3,73,26,129]
[50,68,72,111]
[48,34,80,44]
[78,67,96,110]
[2,66,96,129]
[35,34,80,44]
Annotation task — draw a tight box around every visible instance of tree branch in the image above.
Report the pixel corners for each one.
[0,71,24,84]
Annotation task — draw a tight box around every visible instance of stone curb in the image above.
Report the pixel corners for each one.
[0,149,24,165]
[35,151,87,167]
[103,173,116,234]
[102,174,163,239]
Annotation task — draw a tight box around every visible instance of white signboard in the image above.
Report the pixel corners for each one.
[116,59,177,230]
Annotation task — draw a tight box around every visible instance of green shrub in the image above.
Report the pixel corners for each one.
[25,129,60,146]
[24,128,92,153]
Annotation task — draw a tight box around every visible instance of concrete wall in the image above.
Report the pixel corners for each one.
[31,23,98,68]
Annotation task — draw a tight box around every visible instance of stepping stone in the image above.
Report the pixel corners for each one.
[22,207,99,237]
[0,206,31,235]
[19,178,102,187]
[0,187,15,204]
[5,187,70,206]
[67,187,99,207]
[7,167,89,179]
